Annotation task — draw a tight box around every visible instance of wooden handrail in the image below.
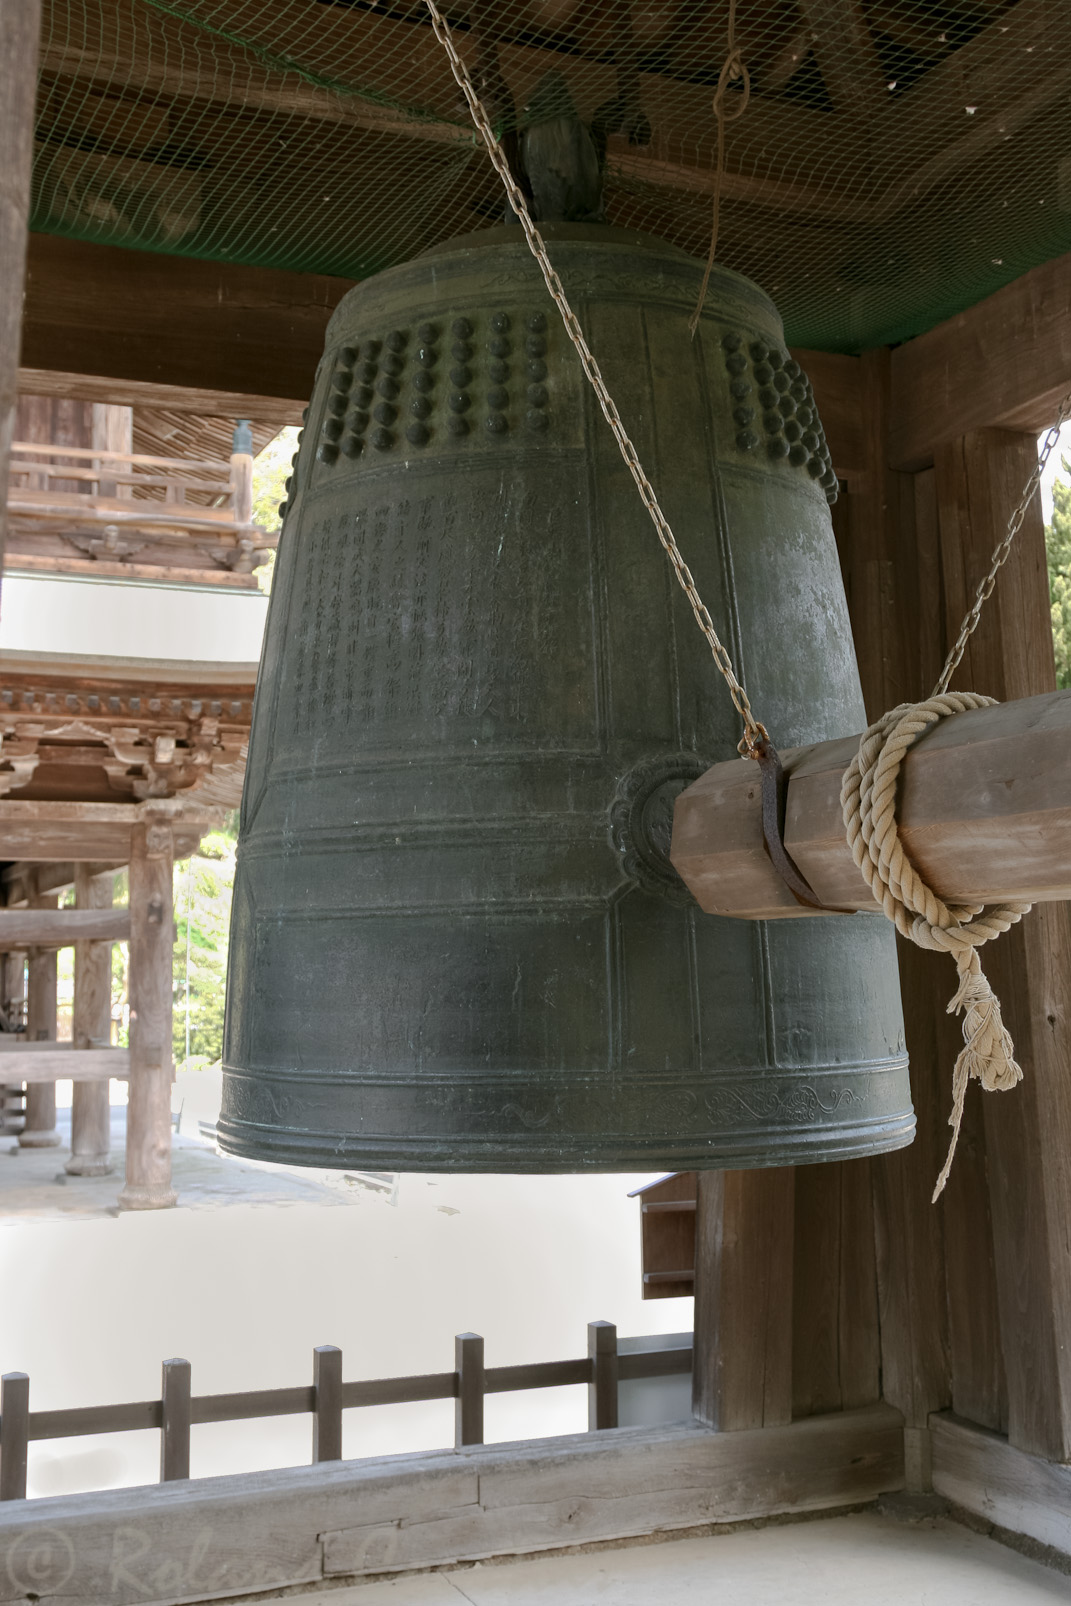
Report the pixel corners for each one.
[11,442,235,474]
[0,1334,694,1500]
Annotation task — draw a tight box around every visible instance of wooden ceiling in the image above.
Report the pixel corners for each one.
[29,0,1071,350]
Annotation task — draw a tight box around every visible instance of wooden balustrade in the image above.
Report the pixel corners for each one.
[5,438,277,582]
[0,1326,692,1501]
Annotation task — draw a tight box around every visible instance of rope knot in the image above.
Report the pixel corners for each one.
[840,692,1031,1200]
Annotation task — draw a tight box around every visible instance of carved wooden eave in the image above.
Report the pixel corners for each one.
[0,653,255,808]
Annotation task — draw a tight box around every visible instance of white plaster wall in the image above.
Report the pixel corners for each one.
[0,573,268,662]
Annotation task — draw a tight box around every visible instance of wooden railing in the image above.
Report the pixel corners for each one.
[0,1325,693,1500]
[5,441,275,579]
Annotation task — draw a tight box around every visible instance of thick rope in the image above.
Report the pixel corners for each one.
[840,403,1071,1200]
[841,694,1030,1199]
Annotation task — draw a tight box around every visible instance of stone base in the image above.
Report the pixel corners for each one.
[65,1155,114,1177]
[117,1182,178,1211]
[17,1129,62,1149]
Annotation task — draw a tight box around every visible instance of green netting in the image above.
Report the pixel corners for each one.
[31,0,1071,353]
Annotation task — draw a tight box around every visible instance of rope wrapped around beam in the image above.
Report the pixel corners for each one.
[841,693,1031,1199]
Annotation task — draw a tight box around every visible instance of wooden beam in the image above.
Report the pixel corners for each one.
[0,909,130,947]
[671,689,1071,919]
[889,252,1071,470]
[692,1169,795,1432]
[21,235,350,405]
[933,427,1071,1463]
[0,801,216,863]
[931,1411,1071,1561]
[0,0,42,571]
[18,367,304,429]
[0,1408,904,1594]
[0,1047,129,1083]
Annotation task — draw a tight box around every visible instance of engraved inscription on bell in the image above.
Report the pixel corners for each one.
[220,223,913,1172]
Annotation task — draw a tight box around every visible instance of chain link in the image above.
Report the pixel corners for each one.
[933,399,1071,696]
[423,0,769,757]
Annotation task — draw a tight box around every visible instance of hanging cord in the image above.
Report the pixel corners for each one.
[841,401,1071,1199]
[689,0,750,338]
[423,0,768,758]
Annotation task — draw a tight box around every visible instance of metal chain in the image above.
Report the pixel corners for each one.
[423,0,769,757]
[933,399,1071,696]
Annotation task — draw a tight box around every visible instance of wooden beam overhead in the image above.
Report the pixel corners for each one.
[0,800,216,862]
[889,251,1071,470]
[17,367,304,429]
[21,235,350,406]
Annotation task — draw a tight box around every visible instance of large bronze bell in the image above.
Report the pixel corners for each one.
[219,223,913,1171]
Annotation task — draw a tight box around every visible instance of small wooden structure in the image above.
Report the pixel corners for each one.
[0,652,254,1203]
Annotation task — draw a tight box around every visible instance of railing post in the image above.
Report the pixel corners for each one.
[454,1333,485,1448]
[160,1358,191,1482]
[588,1321,619,1430]
[0,1373,30,1500]
[313,1345,343,1463]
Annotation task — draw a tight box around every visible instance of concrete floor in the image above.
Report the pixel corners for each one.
[271,1513,1069,1605]
[0,1106,354,1218]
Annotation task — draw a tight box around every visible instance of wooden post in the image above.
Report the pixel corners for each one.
[837,353,953,1489]
[934,428,1071,1462]
[0,951,26,1135]
[159,1359,191,1482]
[313,1346,343,1464]
[0,0,43,572]
[692,1168,795,1431]
[454,1333,484,1448]
[587,1321,619,1430]
[118,819,177,1210]
[19,893,60,1149]
[0,1373,29,1501]
[66,866,114,1176]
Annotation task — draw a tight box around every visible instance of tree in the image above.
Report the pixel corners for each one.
[1047,462,1071,689]
[251,426,299,594]
[172,815,239,1067]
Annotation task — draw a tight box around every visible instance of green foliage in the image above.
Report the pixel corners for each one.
[1049,464,1071,691]
[173,819,238,1067]
[251,427,297,597]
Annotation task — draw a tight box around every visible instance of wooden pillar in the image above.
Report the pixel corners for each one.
[837,352,953,1486]
[0,951,26,1136]
[692,1168,794,1430]
[66,866,115,1177]
[933,428,1071,1462]
[19,894,60,1149]
[0,0,43,571]
[118,820,177,1210]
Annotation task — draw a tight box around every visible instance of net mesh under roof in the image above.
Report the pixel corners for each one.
[31,0,1071,353]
